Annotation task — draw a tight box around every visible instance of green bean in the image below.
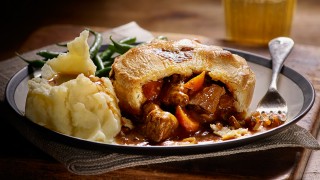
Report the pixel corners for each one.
[119,37,137,44]
[16,53,45,68]
[95,67,112,77]
[103,58,115,67]
[24,60,46,68]
[56,42,68,47]
[36,50,61,60]
[107,44,116,52]
[88,29,103,59]
[98,36,136,62]
[99,48,114,62]
[110,36,135,54]
[93,54,105,70]
[16,30,138,77]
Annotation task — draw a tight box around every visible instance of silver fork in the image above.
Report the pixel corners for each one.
[256,37,294,120]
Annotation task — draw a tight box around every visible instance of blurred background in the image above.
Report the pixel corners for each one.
[1,0,319,60]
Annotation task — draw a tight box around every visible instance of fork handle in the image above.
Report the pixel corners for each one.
[268,37,294,90]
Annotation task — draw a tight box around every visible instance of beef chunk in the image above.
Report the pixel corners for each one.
[141,102,179,142]
[189,84,226,114]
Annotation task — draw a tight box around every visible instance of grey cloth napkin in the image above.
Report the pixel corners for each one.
[13,119,320,175]
[0,22,319,175]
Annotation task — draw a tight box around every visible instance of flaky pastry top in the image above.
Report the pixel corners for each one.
[110,39,255,116]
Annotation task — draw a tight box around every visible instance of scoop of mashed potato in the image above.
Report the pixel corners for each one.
[25,30,122,143]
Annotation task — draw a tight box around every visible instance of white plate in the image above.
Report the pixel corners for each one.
[5,48,315,155]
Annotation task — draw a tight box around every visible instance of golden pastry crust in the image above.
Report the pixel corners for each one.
[110,39,255,116]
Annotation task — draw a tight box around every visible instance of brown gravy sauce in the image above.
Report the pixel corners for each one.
[115,125,221,146]
[114,115,282,146]
[48,73,78,86]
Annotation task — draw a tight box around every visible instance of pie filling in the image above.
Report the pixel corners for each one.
[115,71,286,146]
[115,72,252,145]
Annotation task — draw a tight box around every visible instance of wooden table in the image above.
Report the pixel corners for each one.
[0,24,319,179]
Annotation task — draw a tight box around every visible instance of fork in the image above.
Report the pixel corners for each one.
[256,37,294,120]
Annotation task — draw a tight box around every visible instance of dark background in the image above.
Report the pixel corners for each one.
[1,0,319,61]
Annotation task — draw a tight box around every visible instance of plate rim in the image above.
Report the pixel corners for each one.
[5,48,316,155]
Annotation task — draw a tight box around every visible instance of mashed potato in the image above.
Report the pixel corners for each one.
[25,30,122,143]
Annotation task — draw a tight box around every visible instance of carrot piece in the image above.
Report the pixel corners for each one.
[184,71,206,92]
[175,106,199,132]
[142,80,163,100]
